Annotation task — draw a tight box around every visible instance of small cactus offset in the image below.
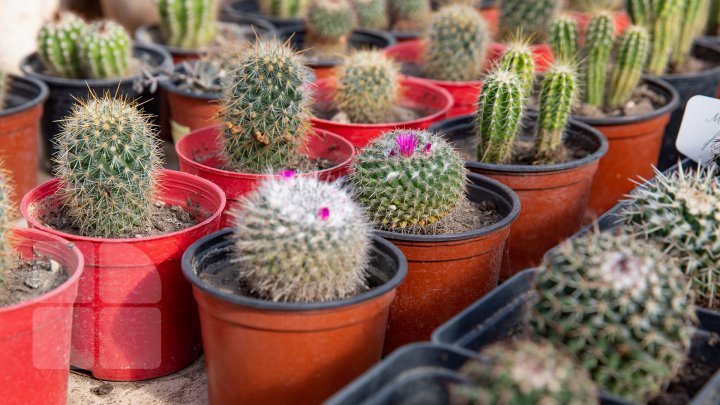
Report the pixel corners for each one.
[156,0,218,49]
[232,174,370,303]
[584,11,615,107]
[497,39,536,96]
[352,0,389,30]
[536,62,577,160]
[259,0,307,17]
[37,12,87,78]
[388,0,431,32]
[646,0,684,75]
[450,341,599,405]
[334,51,399,124]
[474,69,525,164]
[351,130,466,231]
[550,15,579,63]
[220,40,312,173]
[54,93,162,238]
[423,5,490,82]
[671,0,709,68]
[78,21,132,79]
[607,25,650,108]
[533,232,696,402]
[305,0,356,56]
[499,0,559,42]
[0,164,16,277]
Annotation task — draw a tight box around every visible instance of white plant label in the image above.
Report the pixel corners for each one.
[676,95,720,164]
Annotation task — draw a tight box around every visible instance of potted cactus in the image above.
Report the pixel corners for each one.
[222,0,307,28]
[181,175,407,404]
[311,50,452,147]
[20,94,226,381]
[20,12,172,171]
[349,129,520,352]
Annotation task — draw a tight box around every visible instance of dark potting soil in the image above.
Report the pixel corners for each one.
[574,84,668,119]
[0,257,68,307]
[648,350,720,405]
[453,131,589,166]
[191,147,337,174]
[381,199,500,236]
[314,102,426,124]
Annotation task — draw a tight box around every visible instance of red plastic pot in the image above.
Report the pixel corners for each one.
[20,170,226,381]
[384,40,553,117]
[310,76,453,147]
[571,11,631,38]
[159,66,221,143]
[0,228,83,405]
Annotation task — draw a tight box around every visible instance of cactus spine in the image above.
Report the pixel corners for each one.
[423,5,489,82]
[352,0,389,29]
[334,51,399,124]
[608,25,650,108]
[220,40,312,173]
[351,130,466,231]
[79,21,132,79]
[584,11,615,107]
[497,40,536,96]
[54,93,162,238]
[259,0,307,17]
[388,0,431,32]
[37,12,86,78]
[536,63,577,161]
[157,0,218,49]
[550,15,578,63]
[533,232,695,402]
[671,0,709,68]
[232,175,370,303]
[646,0,683,75]
[305,0,356,56]
[499,0,559,43]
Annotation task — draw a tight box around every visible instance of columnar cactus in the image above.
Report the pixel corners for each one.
[645,0,683,75]
[220,40,312,173]
[607,25,650,108]
[536,63,577,160]
[474,69,525,164]
[0,71,6,109]
[37,12,86,78]
[157,0,218,49]
[351,130,466,231]
[499,0,559,42]
[423,5,490,82]
[450,341,599,405]
[626,0,652,26]
[0,164,16,275]
[583,11,615,107]
[388,0,431,32]
[334,51,399,124]
[550,15,578,63]
[497,40,536,96]
[259,0,307,17]
[231,174,370,303]
[54,94,162,238]
[79,21,132,79]
[671,0,710,68]
[305,0,356,56]
[352,0,389,29]
[533,232,696,402]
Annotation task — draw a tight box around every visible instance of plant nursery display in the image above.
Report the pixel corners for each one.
[498,0,558,43]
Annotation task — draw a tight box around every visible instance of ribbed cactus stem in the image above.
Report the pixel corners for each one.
[608,25,650,109]
[497,40,536,96]
[157,0,218,49]
[550,16,578,63]
[499,0,559,42]
[536,63,577,160]
[305,0,356,55]
[259,0,307,17]
[79,21,132,79]
[37,12,86,78]
[584,11,615,107]
[334,51,399,124]
[671,0,708,68]
[0,71,6,110]
[388,0,431,32]
[0,163,16,278]
[353,0,389,29]
[626,0,652,26]
[646,0,683,75]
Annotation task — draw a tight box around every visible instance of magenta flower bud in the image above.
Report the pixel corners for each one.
[395,132,419,158]
[317,207,330,220]
[424,143,432,155]
[279,169,296,179]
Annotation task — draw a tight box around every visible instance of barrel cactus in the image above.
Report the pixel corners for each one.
[352,0,389,29]
[536,62,577,161]
[79,21,132,79]
[497,39,536,96]
[305,0,356,56]
[475,69,525,164]
[499,0,559,42]
[351,129,466,232]
[220,40,312,173]
[388,0,431,32]
[423,5,490,82]
[451,341,599,405]
[607,25,650,109]
[37,12,87,78]
[259,0,307,17]
[533,232,696,402]
[334,51,399,124]
[550,15,578,63]
[157,0,218,49]
[583,11,615,107]
[231,174,370,303]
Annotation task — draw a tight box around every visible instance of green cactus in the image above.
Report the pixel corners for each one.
[497,39,536,96]
[334,51,399,124]
[533,232,696,402]
[423,5,490,82]
[671,0,709,68]
[0,71,7,110]
[0,163,16,277]
[474,69,525,164]
[53,93,162,238]
[232,174,370,303]
[37,12,87,78]
[568,0,624,11]
[388,0,431,32]
[259,0,307,17]
[626,0,652,26]
[157,0,218,49]
[607,25,650,108]
[536,63,577,161]
[352,0,389,29]
[351,129,466,231]
[78,21,132,79]
[710,0,720,35]
[450,341,599,405]
[550,15,579,63]
[646,0,683,75]
[499,0,559,43]
[305,0,356,56]
[220,40,312,173]
[584,11,615,107]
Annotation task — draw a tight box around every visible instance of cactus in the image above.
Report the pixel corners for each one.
[352,0,389,29]
[474,69,525,164]
[423,5,490,82]
[584,11,615,107]
[305,0,356,56]
[0,71,6,110]
[220,40,312,173]
[533,232,696,402]
[259,0,307,17]
[231,174,370,303]
[671,0,709,68]
[78,21,132,79]
[497,39,536,96]
[499,0,559,43]
[351,129,466,231]
[536,63,577,161]
[53,93,162,238]
[334,51,399,124]
[626,0,652,26]
[37,12,87,78]
[0,164,16,277]
[156,0,218,49]
[550,15,579,63]
[646,0,683,75]
[607,25,650,108]
[710,0,720,36]
[450,341,599,405]
[388,0,431,32]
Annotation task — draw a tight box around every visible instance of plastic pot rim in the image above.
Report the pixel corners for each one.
[658,39,720,81]
[158,61,222,101]
[0,75,49,118]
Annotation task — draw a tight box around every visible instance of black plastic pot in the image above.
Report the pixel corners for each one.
[20,43,172,171]
[222,0,301,29]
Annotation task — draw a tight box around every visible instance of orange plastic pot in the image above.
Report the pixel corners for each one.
[431,114,607,277]
[182,230,407,405]
[310,76,453,147]
[379,173,519,353]
[574,77,679,218]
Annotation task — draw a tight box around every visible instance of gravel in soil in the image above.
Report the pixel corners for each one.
[0,257,67,307]
[574,85,668,119]
[381,199,501,236]
[453,132,589,166]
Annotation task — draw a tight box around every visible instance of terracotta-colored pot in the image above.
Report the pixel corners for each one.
[384,40,553,117]
[310,76,453,147]
[176,125,355,226]
[574,77,679,219]
[181,229,407,404]
[0,75,47,205]
[379,173,520,353]
[430,113,608,277]
[571,11,631,38]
